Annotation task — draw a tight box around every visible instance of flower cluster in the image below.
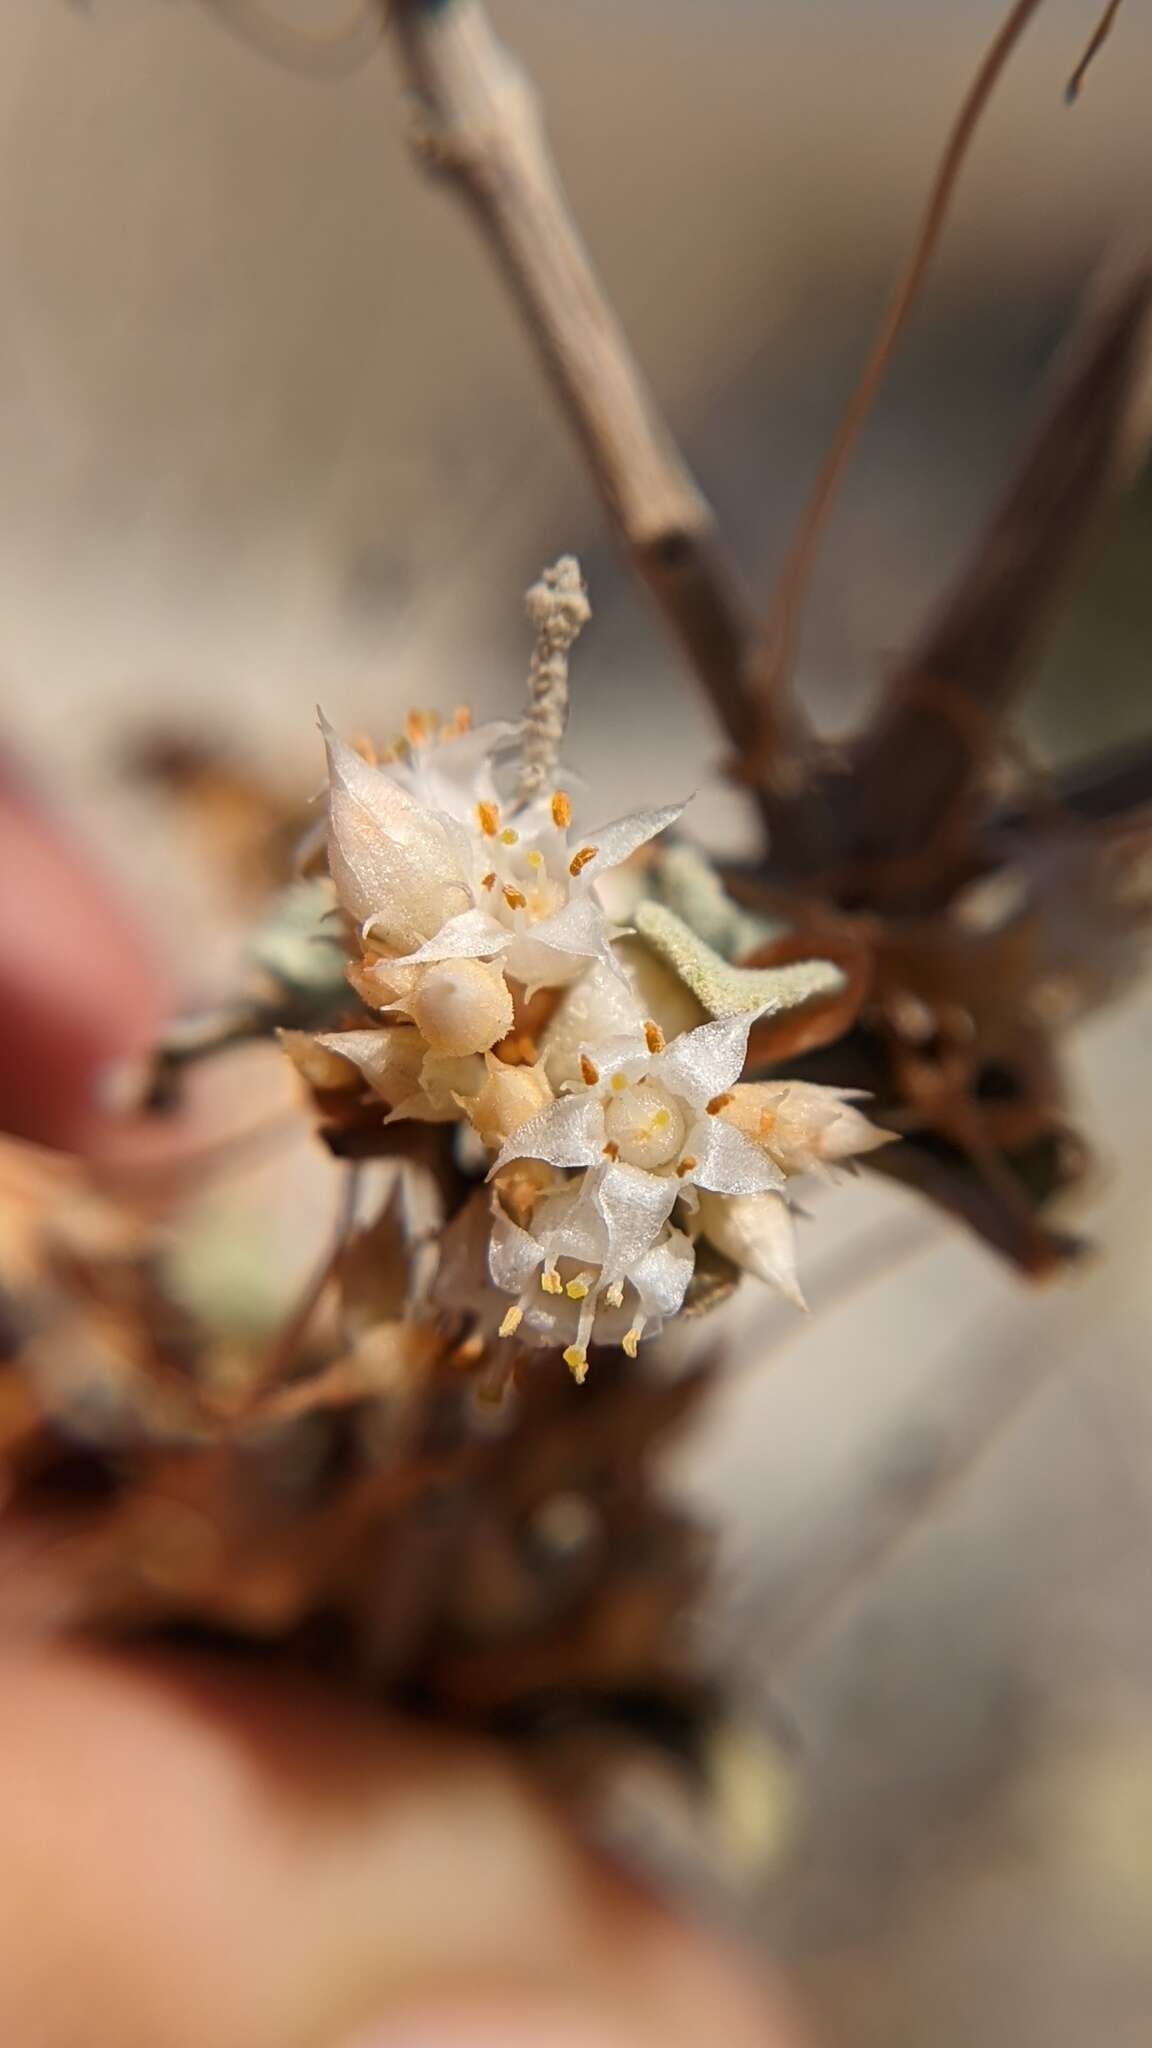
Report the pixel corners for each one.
[287,591,889,1380]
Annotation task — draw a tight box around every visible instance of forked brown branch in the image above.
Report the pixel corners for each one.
[386,0,767,773]
[841,249,1152,901]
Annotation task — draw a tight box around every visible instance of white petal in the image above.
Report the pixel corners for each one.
[647,1011,758,1110]
[687,1114,785,1197]
[538,960,649,1093]
[631,1225,695,1321]
[513,892,615,966]
[320,715,471,944]
[696,1188,804,1307]
[489,1092,606,1176]
[534,1177,609,1268]
[582,799,688,874]
[489,1203,546,1294]
[388,908,509,967]
[390,720,521,818]
[313,1026,426,1105]
[594,1160,680,1281]
[500,936,592,994]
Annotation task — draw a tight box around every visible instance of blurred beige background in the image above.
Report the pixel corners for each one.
[4,5,1152,2044]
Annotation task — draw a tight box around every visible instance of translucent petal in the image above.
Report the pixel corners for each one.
[647,1010,758,1110]
[582,799,688,874]
[500,935,596,994]
[509,892,615,968]
[534,1178,608,1269]
[631,1225,695,1320]
[389,720,521,819]
[388,907,509,967]
[489,1092,606,1176]
[313,1026,426,1105]
[594,1160,679,1282]
[489,1204,546,1295]
[538,960,649,1093]
[686,1112,786,1197]
[320,715,472,944]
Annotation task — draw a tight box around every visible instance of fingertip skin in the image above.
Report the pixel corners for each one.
[0,764,171,1151]
[0,1649,801,2048]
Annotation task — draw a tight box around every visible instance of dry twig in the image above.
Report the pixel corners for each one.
[1065,0,1128,100]
[385,0,768,777]
[841,249,1152,898]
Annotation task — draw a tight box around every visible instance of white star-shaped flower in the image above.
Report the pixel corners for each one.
[322,714,685,1051]
[486,1007,782,1374]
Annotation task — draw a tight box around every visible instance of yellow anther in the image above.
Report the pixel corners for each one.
[563,1345,589,1384]
[707,1091,734,1115]
[541,1269,563,1295]
[498,827,519,845]
[621,1329,640,1360]
[449,703,472,733]
[602,1140,620,1160]
[498,1304,524,1338]
[568,845,598,878]
[526,849,545,870]
[476,800,500,837]
[481,871,496,891]
[565,1277,590,1301]
[604,1280,625,1308]
[579,1053,600,1087]
[551,790,572,829]
[503,885,527,911]
[644,1019,666,1054]
[610,1072,628,1092]
[405,709,432,743]
[675,1155,698,1177]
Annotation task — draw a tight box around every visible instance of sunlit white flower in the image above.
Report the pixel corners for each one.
[322,714,685,1054]
[490,1176,696,1380]
[488,1007,782,1375]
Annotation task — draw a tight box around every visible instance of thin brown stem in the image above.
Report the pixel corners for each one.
[1065,0,1127,100]
[746,0,1051,786]
[385,0,766,774]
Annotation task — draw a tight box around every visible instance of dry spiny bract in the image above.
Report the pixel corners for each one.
[288,561,890,1382]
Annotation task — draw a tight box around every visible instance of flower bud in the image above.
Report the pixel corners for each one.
[408,959,514,1057]
[462,1055,554,1148]
[310,1026,427,1105]
[720,1081,890,1175]
[696,1189,804,1308]
[277,1029,364,1092]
